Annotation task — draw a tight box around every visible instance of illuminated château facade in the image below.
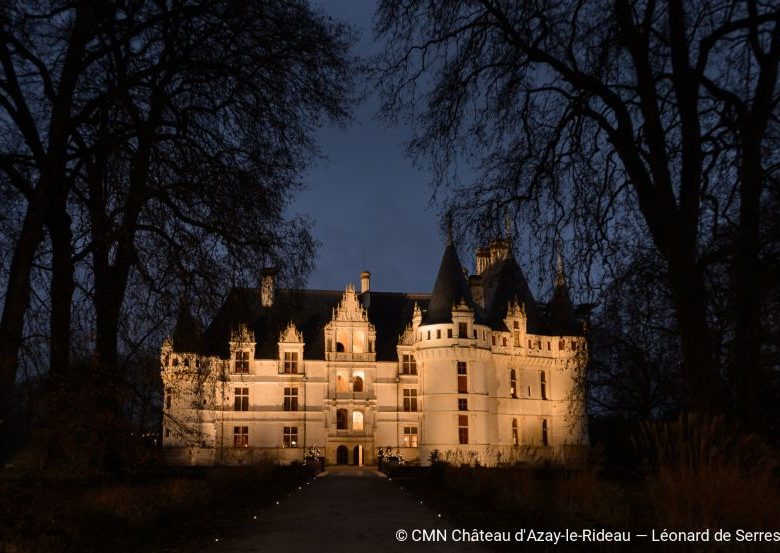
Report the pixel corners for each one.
[161,237,588,466]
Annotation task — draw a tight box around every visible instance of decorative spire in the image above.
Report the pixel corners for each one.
[555,240,566,287]
[445,210,454,245]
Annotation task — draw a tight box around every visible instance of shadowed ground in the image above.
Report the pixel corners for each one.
[197,466,489,553]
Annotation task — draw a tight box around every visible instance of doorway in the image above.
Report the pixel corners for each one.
[336,445,348,464]
[352,445,363,466]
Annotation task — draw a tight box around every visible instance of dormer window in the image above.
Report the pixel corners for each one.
[283,351,299,374]
[401,354,417,375]
[458,322,467,337]
[234,351,249,374]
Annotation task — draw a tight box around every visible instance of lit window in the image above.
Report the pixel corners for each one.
[458,398,468,411]
[283,426,298,447]
[283,351,298,374]
[457,362,467,393]
[401,354,417,375]
[403,426,418,447]
[510,369,517,399]
[283,387,298,411]
[403,389,418,412]
[234,387,249,411]
[234,350,249,373]
[458,415,468,444]
[352,411,364,431]
[233,426,248,447]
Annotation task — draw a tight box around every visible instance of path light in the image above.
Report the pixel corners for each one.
[276,501,280,505]
[215,538,220,543]
[419,501,423,504]
[438,514,442,518]
[253,516,257,520]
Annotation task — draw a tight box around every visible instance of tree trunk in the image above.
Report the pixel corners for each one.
[667,249,721,413]
[0,199,48,465]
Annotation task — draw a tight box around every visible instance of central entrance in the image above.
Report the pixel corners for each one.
[336,445,349,464]
[353,445,363,466]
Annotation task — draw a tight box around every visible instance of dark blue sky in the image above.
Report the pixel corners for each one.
[290,0,447,294]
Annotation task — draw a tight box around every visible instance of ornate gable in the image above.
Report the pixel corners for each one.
[332,283,369,322]
[279,322,304,344]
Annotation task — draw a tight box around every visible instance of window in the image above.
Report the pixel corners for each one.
[183,358,190,368]
[283,351,298,374]
[283,426,298,448]
[403,389,418,412]
[547,341,551,350]
[472,329,477,338]
[559,339,565,350]
[447,328,453,338]
[458,322,467,337]
[436,329,441,339]
[542,419,549,446]
[540,371,548,400]
[513,320,519,329]
[510,369,517,398]
[512,419,519,446]
[427,330,431,340]
[492,335,496,346]
[165,387,172,410]
[457,361,467,393]
[401,354,417,375]
[458,415,469,444]
[458,398,468,411]
[336,409,348,429]
[233,426,248,447]
[234,350,249,373]
[513,331,520,346]
[502,337,507,346]
[353,411,364,431]
[165,427,170,438]
[172,357,179,367]
[403,426,419,447]
[283,387,298,411]
[528,339,532,348]
[234,387,249,411]
[353,375,364,392]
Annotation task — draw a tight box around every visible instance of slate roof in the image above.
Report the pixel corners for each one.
[173,242,585,359]
[196,288,429,361]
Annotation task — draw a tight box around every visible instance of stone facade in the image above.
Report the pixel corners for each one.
[161,239,588,466]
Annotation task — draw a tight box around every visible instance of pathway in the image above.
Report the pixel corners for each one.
[197,465,490,553]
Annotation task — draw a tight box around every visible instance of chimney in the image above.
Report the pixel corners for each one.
[475,247,490,274]
[360,271,371,294]
[260,267,276,307]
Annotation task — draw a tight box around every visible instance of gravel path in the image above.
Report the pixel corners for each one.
[197,465,489,553]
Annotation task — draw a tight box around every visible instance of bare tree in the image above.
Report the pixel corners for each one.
[374,0,780,423]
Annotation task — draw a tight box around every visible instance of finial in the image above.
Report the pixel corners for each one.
[555,240,565,287]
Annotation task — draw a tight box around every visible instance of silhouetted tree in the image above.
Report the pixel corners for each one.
[374,0,780,424]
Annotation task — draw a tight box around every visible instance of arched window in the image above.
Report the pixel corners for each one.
[336,342,346,352]
[352,411,364,432]
[336,408,348,430]
[540,371,547,400]
[510,369,517,398]
[353,375,364,392]
[542,419,549,447]
[512,418,519,446]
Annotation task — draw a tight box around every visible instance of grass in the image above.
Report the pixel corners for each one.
[0,462,313,553]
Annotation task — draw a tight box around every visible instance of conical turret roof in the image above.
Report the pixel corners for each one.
[422,242,476,325]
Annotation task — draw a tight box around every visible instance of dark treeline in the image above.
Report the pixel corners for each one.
[0,0,354,470]
[373,0,780,437]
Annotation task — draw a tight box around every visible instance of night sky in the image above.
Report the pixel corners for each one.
[292,0,447,295]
